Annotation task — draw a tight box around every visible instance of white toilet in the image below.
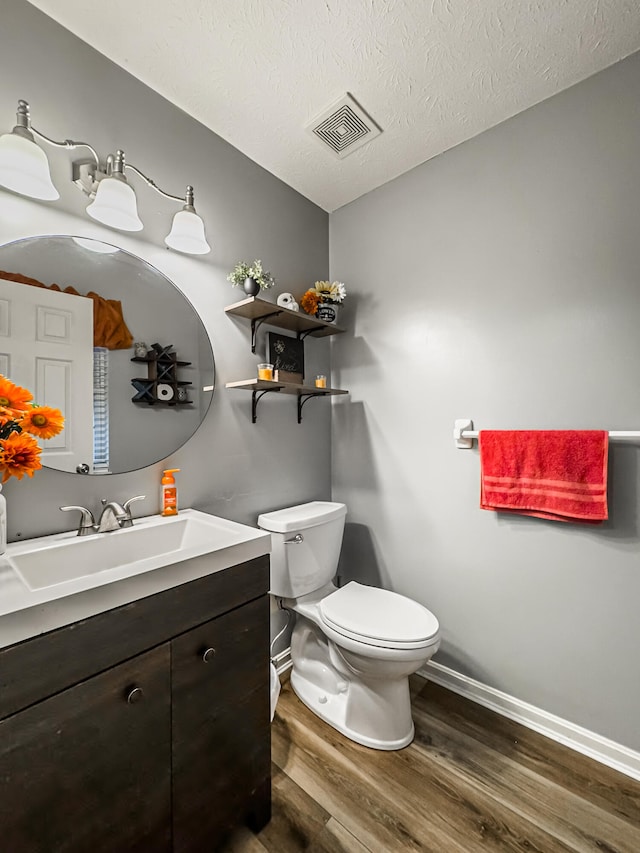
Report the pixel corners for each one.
[258,501,440,750]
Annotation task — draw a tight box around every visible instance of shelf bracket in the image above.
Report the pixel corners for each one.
[250,311,282,353]
[297,392,327,424]
[297,328,317,342]
[251,387,281,423]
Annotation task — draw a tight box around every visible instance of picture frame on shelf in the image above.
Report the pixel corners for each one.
[268,332,304,384]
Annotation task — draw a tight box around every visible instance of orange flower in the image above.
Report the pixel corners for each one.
[0,406,19,428]
[301,290,320,316]
[20,406,65,440]
[0,432,42,482]
[0,375,32,412]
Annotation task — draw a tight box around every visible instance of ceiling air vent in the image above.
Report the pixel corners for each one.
[306,93,382,159]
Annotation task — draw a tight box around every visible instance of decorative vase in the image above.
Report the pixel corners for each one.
[0,483,6,555]
[317,303,338,324]
[243,277,261,297]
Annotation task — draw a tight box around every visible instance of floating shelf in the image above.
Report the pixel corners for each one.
[226,378,348,423]
[225,295,345,353]
[131,356,191,367]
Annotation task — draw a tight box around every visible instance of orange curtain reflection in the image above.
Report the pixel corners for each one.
[0,270,133,350]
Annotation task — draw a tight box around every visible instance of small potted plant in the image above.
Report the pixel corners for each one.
[227,260,276,297]
[300,280,346,324]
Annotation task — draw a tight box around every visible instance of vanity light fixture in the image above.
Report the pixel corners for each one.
[0,100,211,255]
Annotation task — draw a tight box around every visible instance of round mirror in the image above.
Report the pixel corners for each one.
[0,235,215,474]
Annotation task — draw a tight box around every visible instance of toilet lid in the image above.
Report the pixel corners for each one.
[319,582,439,648]
[258,501,346,533]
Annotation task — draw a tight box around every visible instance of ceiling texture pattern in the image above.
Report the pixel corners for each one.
[25,0,640,211]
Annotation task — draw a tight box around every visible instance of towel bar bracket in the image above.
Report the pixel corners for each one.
[454,418,474,449]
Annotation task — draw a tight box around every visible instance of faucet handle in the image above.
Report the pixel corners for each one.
[60,505,96,536]
[118,495,146,528]
[123,495,146,515]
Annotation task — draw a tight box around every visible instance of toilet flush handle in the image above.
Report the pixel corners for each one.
[284,533,304,544]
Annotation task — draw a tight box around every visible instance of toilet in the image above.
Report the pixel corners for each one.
[258,501,440,750]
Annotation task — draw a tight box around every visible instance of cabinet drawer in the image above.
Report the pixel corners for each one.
[0,644,172,853]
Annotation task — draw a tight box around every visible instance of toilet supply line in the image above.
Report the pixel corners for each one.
[269,599,292,722]
[270,599,292,663]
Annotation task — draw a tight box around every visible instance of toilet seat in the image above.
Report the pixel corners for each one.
[319,582,440,650]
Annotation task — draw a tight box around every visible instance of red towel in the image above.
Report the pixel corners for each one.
[479,430,609,524]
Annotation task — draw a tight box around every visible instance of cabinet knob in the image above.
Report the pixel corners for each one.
[126,686,145,704]
[202,647,216,663]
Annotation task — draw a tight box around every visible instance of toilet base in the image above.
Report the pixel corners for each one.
[290,667,415,751]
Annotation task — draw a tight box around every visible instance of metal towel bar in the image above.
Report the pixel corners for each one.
[454,419,640,449]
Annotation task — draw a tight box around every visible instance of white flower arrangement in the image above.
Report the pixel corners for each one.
[312,280,347,305]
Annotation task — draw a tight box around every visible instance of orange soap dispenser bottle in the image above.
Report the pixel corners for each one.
[161,468,180,516]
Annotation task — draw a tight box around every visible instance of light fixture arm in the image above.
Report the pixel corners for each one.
[15,100,100,167]
[124,161,194,208]
[31,126,100,167]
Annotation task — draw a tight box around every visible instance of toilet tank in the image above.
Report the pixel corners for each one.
[257,501,347,598]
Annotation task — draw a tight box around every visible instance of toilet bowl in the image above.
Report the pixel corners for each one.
[258,501,440,750]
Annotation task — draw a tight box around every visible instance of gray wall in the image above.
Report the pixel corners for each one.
[1,1,330,547]
[330,51,640,750]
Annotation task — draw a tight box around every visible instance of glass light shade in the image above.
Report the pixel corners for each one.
[86,176,143,232]
[0,131,59,200]
[165,209,211,255]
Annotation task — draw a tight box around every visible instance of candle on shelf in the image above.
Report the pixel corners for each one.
[315,375,327,388]
[258,363,273,381]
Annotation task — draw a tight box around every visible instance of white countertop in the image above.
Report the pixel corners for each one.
[0,509,271,650]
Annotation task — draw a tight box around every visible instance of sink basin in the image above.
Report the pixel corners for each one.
[5,509,268,592]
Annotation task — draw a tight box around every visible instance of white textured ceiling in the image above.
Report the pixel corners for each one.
[26,0,640,211]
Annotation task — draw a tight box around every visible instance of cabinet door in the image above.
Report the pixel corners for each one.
[172,596,271,853]
[0,644,171,853]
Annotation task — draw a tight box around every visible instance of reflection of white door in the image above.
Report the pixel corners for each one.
[0,278,94,473]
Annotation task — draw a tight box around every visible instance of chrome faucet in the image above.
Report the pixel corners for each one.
[60,495,146,536]
[97,499,131,532]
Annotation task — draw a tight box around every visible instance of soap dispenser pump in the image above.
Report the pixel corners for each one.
[161,468,180,516]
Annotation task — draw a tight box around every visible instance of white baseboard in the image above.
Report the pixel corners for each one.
[272,647,292,676]
[419,660,640,782]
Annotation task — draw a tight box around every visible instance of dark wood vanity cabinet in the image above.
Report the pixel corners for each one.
[0,555,271,852]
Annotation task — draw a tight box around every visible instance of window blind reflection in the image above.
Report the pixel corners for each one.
[93,347,109,473]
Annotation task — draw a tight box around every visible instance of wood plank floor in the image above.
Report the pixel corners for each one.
[222,675,640,852]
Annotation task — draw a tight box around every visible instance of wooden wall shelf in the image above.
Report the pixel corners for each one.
[225,295,345,353]
[226,378,348,423]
